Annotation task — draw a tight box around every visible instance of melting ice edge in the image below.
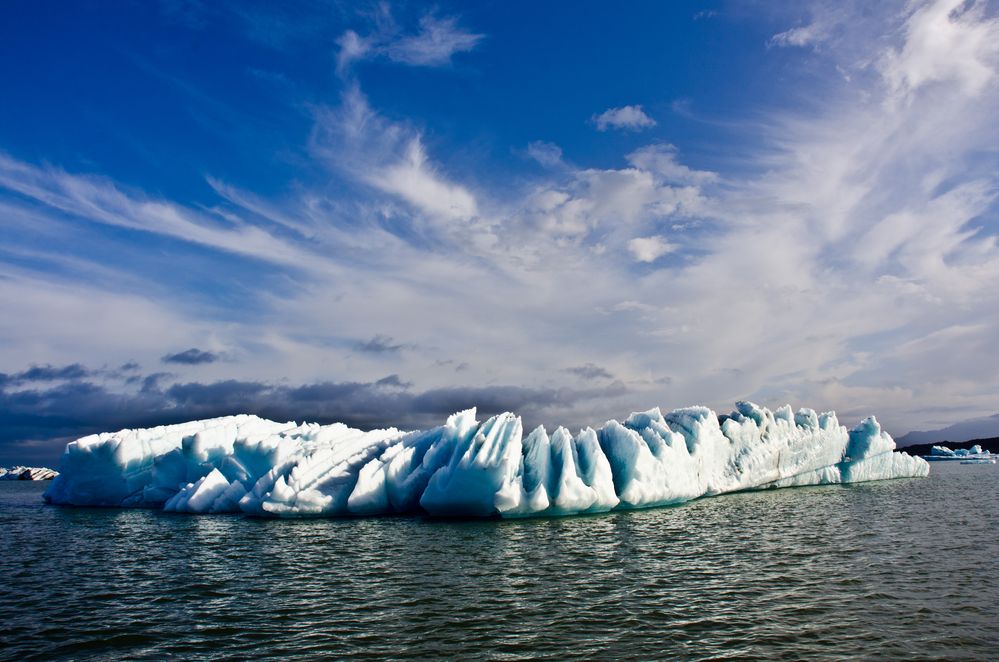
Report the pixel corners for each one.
[44,402,928,518]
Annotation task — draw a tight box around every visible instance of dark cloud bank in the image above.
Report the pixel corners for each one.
[161,348,220,365]
[563,363,614,380]
[0,363,627,467]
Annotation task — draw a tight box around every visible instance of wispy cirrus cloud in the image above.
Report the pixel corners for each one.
[309,86,480,228]
[667,0,999,427]
[770,23,827,48]
[525,141,564,168]
[385,14,483,66]
[0,153,321,270]
[336,10,483,73]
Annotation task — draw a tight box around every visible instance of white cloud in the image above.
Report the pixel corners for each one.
[659,0,999,431]
[880,0,999,100]
[335,30,372,74]
[368,139,479,221]
[386,15,483,66]
[627,236,677,262]
[626,144,717,185]
[591,105,657,132]
[336,12,482,73]
[0,153,319,270]
[310,86,479,226]
[519,160,709,247]
[765,2,855,51]
[526,141,563,167]
[0,271,210,371]
[205,176,316,236]
[770,23,825,48]
[5,0,999,440]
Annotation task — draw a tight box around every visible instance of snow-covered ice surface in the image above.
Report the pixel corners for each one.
[43,403,929,518]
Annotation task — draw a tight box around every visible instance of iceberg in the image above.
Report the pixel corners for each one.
[43,402,929,518]
[924,444,993,461]
[1,466,58,481]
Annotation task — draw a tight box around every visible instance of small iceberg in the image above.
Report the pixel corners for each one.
[923,445,996,463]
[0,466,58,481]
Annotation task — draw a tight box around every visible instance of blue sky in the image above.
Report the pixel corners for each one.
[2,0,999,465]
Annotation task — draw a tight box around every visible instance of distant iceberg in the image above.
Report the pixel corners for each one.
[1,466,58,481]
[43,402,928,518]
[924,444,994,461]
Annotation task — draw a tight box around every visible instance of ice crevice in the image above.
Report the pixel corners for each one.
[43,402,929,518]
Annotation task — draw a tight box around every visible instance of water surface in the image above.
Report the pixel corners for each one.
[2,463,996,660]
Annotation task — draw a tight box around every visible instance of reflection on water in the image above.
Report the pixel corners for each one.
[2,463,996,660]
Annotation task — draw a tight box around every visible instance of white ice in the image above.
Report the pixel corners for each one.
[924,444,992,460]
[43,403,929,518]
[1,466,58,480]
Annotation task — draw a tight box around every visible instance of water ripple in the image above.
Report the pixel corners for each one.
[1,463,997,660]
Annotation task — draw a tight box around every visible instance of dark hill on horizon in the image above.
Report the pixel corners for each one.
[896,413,999,447]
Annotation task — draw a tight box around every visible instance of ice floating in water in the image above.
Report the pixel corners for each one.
[1,466,58,481]
[924,444,993,461]
[43,403,929,518]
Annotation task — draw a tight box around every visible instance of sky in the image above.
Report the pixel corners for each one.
[1,0,999,466]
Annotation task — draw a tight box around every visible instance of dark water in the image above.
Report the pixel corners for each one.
[2,463,996,660]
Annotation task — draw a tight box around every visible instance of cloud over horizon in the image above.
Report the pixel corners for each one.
[0,361,628,466]
[1,0,998,465]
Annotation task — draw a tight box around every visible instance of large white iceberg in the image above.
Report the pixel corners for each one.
[43,402,928,518]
